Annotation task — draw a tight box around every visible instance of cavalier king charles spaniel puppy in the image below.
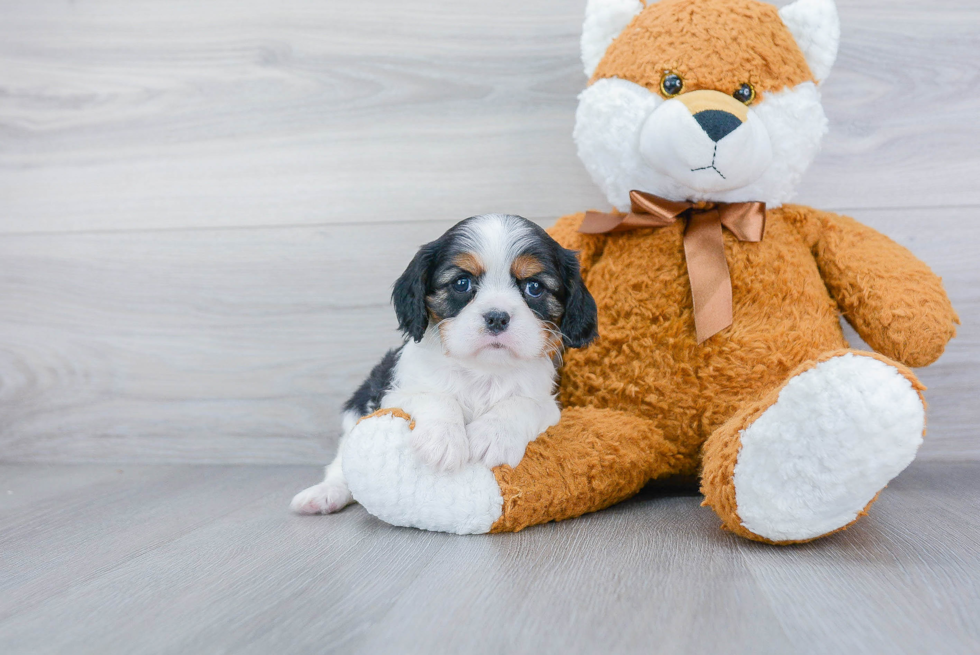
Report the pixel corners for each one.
[291,214,598,515]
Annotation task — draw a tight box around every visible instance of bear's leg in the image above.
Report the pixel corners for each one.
[343,406,684,534]
[489,406,683,532]
[700,350,926,544]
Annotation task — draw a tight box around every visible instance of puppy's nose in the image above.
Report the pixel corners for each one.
[483,310,510,335]
[693,110,742,143]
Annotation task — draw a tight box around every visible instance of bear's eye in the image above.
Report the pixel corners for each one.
[734,83,756,105]
[660,72,684,98]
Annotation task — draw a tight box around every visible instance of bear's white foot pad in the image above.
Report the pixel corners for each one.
[342,413,504,535]
[734,353,924,542]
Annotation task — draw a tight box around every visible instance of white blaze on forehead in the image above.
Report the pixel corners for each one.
[458,214,536,288]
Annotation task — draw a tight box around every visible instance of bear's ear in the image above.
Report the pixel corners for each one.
[779,0,841,84]
[581,0,646,78]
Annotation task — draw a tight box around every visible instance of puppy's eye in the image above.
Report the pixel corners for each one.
[523,280,544,298]
[452,276,473,294]
[660,72,684,98]
[734,83,756,105]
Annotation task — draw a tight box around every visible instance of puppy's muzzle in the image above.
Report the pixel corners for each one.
[677,90,748,143]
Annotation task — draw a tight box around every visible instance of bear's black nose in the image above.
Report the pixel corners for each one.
[483,311,510,334]
[694,110,743,142]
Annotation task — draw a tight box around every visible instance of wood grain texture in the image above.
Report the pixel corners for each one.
[347,491,794,655]
[0,461,978,654]
[0,0,976,464]
[0,0,979,234]
[0,220,426,464]
[0,466,292,623]
[0,207,975,464]
[738,462,980,653]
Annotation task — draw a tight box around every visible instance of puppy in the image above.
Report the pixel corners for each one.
[290,214,598,515]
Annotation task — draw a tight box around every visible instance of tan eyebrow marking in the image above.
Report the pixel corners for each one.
[511,254,545,279]
[453,252,485,276]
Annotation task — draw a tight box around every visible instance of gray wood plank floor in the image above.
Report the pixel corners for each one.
[1,461,978,654]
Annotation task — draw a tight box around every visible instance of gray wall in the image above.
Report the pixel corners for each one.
[1,0,976,463]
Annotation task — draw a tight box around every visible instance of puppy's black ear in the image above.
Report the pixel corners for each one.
[392,242,438,343]
[558,248,598,349]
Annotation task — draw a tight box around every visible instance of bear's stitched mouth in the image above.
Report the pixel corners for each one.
[690,143,727,179]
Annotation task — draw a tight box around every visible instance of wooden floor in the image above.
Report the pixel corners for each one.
[0,461,977,654]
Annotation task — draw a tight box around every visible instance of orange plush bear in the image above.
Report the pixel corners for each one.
[342,0,957,543]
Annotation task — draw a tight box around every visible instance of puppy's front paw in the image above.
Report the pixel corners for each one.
[290,480,354,515]
[411,420,469,471]
[467,416,531,469]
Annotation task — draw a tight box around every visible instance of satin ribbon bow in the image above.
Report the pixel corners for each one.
[579,190,766,344]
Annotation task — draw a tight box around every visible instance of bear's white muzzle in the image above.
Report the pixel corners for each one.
[639,90,773,194]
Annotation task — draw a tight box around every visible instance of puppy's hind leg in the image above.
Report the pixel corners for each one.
[290,412,357,515]
[290,452,355,515]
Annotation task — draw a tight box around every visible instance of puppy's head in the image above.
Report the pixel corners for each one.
[392,214,598,364]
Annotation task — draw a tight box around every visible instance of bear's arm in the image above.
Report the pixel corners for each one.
[782,204,958,367]
[546,212,607,278]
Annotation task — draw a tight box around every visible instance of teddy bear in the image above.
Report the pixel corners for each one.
[339,0,958,543]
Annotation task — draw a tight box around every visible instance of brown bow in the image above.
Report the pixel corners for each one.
[579,190,766,344]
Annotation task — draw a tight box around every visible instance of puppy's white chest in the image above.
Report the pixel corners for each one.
[455,374,522,423]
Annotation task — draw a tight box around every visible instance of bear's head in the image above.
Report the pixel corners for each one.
[575,0,839,209]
